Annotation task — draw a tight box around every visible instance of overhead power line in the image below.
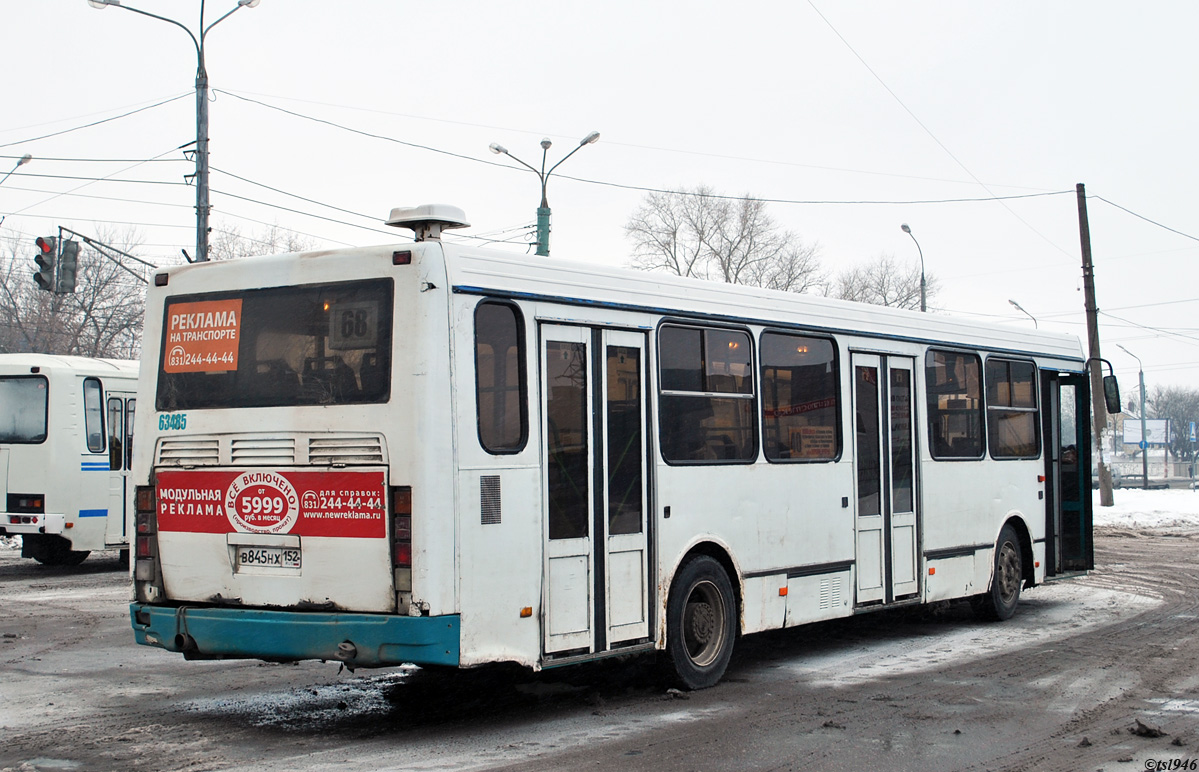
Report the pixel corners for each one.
[1099,310,1199,346]
[1,153,183,165]
[215,89,509,170]
[803,0,1075,262]
[215,89,1075,208]
[0,94,190,150]
[555,176,1073,207]
[7,172,187,187]
[223,89,1049,191]
[0,184,193,210]
[1093,196,1199,243]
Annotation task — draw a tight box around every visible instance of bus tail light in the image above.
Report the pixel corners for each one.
[7,494,45,514]
[133,485,161,595]
[392,486,413,596]
[135,486,156,514]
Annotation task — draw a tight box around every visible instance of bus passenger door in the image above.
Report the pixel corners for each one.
[541,325,650,656]
[105,394,135,545]
[602,331,649,646]
[852,354,919,605]
[1044,373,1091,574]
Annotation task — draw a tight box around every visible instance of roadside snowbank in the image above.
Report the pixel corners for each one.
[1093,487,1199,530]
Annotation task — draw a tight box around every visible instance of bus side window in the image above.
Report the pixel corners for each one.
[760,332,840,462]
[985,358,1039,459]
[107,397,124,470]
[658,325,756,464]
[125,399,136,471]
[925,350,984,460]
[475,301,527,454]
[83,378,105,453]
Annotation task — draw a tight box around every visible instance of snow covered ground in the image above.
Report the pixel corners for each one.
[1093,487,1199,531]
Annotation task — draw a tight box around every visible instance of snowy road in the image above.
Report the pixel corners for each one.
[2,489,1198,771]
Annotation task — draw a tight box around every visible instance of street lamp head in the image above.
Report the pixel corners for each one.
[900,223,911,234]
[488,142,508,156]
[540,138,553,151]
[18,154,32,167]
[237,0,260,7]
[88,0,119,7]
[580,131,600,146]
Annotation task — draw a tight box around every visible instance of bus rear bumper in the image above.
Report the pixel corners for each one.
[130,604,460,668]
[0,514,66,535]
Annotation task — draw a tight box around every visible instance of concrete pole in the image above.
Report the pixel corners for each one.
[1077,183,1114,506]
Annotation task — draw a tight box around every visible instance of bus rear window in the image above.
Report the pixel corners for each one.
[156,279,393,410]
[0,376,48,443]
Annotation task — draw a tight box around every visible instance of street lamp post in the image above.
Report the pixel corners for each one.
[88,0,260,263]
[1116,343,1149,489]
[0,154,32,229]
[0,154,32,188]
[900,223,927,312]
[490,131,599,257]
[1008,299,1038,328]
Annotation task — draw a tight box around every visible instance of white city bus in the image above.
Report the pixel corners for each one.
[130,206,1100,688]
[1,354,138,565]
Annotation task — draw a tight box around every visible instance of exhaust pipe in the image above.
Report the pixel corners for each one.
[335,641,357,662]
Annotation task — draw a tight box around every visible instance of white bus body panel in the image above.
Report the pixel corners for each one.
[131,237,1087,673]
[0,354,138,557]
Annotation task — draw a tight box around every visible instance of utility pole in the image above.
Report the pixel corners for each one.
[1077,183,1114,506]
[89,0,260,261]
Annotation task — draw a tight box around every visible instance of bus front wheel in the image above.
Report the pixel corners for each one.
[974,524,1023,621]
[665,555,736,690]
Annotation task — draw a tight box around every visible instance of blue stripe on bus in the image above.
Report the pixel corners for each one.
[78,509,107,518]
[451,284,1088,368]
[130,604,461,668]
[81,462,109,471]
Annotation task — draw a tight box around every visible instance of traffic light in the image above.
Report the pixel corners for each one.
[56,240,79,294]
[33,236,56,292]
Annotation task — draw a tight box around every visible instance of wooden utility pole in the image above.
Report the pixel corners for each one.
[1077,183,1114,506]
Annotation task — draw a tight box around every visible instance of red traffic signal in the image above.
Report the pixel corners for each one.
[33,236,57,292]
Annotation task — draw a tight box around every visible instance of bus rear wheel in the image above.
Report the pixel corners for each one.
[665,555,736,690]
[974,524,1022,621]
[22,535,90,567]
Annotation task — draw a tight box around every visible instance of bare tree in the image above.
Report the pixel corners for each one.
[1145,385,1199,463]
[625,186,824,293]
[208,222,317,261]
[0,229,149,359]
[830,253,939,310]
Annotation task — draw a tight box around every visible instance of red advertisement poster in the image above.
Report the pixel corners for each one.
[156,469,387,538]
[163,299,242,373]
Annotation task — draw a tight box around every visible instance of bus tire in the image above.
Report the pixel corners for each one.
[665,555,736,690]
[23,535,90,567]
[974,524,1022,621]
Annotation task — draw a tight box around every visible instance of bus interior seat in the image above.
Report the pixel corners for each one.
[253,359,299,399]
[707,433,737,459]
[707,374,738,393]
[358,353,384,396]
[302,356,360,401]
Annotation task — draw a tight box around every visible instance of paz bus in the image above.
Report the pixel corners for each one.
[129,205,1102,689]
[1,354,138,565]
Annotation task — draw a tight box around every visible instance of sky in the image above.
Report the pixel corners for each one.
[1,1,1196,392]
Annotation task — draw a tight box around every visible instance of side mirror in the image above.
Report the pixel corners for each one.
[1103,374,1122,415]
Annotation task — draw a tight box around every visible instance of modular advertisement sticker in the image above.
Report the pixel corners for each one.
[155,469,387,538]
[163,299,242,373]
